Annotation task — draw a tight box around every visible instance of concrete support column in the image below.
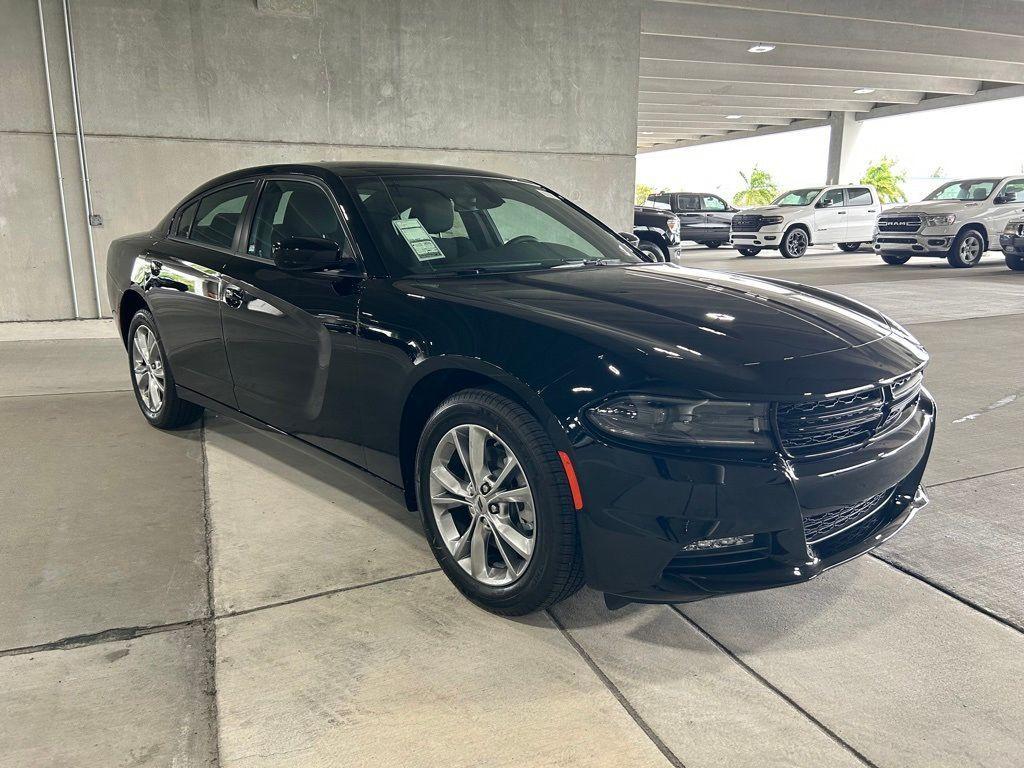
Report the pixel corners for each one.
[825,111,862,185]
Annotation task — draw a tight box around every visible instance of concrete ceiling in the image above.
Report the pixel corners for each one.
[637,0,1024,153]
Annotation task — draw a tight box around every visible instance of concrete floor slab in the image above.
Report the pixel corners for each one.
[681,557,1024,768]
[821,278,1024,324]
[0,626,216,767]
[205,415,436,614]
[0,337,128,397]
[877,469,1024,630]
[214,572,673,768]
[0,391,207,649]
[550,589,863,768]
[904,315,1024,485]
[0,319,117,342]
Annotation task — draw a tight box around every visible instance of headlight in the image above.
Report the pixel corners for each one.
[586,395,774,449]
[923,213,956,228]
[762,216,784,225]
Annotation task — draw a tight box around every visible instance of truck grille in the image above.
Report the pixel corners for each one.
[774,369,924,458]
[731,214,764,232]
[802,487,895,544]
[876,215,922,234]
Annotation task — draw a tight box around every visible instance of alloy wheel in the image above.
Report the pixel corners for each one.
[132,324,166,413]
[785,229,808,257]
[429,424,536,586]
[960,235,982,264]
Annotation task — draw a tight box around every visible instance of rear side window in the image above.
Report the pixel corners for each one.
[677,194,701,211]
[190,183,256,249]
[847,188,873,206]
[174,200,198,238]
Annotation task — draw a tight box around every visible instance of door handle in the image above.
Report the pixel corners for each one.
[223,285,245,309]
[837,211,847,215]
[868,209,877,213]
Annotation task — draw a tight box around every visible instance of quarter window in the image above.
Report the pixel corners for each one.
[999,179,1024,203]
[248,180,345,261]
[846,188,873,206]
[190,183,256,249]
[819,189,846,208]
[174,200,198,238]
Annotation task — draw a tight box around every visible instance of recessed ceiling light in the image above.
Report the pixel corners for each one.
[726,114,743,119]
[640,131,654,135]
[747,43,775,53]
[853,87,876,95]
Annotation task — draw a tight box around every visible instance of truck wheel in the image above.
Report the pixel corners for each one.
[780,227,809,258]
[838,242,862,252]
[704,241,724,249]
[736,247,761,257]
[947,229,984,268]
[881,253,912,266]
[637,241,666,262]
[1006,253,1024,271]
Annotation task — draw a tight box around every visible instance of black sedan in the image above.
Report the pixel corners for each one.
[107,162,935,615]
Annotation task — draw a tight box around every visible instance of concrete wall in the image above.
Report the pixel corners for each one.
[1,0,641,320]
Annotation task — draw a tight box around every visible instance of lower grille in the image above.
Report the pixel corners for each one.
[731,214,763,232]
[803,487,894,544]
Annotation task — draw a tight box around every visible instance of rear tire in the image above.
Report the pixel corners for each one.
[1006,253,1024,271]
[127,310,203,429]
[880,253,912,266]
[947,229,985,268]
[415,388,585,615]
[637,240,667,262]
[780,227,809,259]
[736,247,761,257]
[704,241,724,249]
[838,242,862,252]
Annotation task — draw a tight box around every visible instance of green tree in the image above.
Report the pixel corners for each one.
[732,167,778,207]
[635,183,654,205]
[861,157,907,203]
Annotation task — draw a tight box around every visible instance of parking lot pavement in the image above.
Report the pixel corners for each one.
[2,257,1023,766]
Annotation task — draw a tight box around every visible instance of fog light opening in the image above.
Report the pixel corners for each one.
[682,534,755,552]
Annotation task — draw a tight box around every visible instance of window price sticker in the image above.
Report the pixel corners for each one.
[393,218,445,261]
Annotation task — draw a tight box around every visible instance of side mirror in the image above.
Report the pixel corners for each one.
[272,237,353,272]
[994,194,1010,205]
[619,232,641,246]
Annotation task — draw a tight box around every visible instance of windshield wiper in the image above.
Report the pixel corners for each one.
[551,259,623,269]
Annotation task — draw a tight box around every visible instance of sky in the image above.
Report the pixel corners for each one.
[635,96,1024,204]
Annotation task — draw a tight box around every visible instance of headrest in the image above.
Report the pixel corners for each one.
[283,185,340,238]
[972,188,988,200]
[400,187,455,234]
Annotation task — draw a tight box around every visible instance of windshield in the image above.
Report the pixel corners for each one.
[346,175,641,277]
[924,179,999,201]
[772,188,822,206]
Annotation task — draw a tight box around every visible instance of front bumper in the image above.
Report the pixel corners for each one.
[730,228,782,249]
[999,233,1024,255]
[874,232,953,256]
[572,390,936,604]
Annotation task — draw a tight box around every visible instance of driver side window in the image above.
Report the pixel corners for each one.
[819,189,845,208]
[702,195,726,211]
[248,180,345,261]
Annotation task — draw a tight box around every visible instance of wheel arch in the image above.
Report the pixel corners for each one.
[118,288,150,348]
[397,358,562,511]
[956,222,988,250]
[785,221,813,245]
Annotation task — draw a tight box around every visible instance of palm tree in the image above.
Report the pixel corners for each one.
[861,157,907,203]
[732,167,778,207]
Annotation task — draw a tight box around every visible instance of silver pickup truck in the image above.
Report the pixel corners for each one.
[874,176,1024,268]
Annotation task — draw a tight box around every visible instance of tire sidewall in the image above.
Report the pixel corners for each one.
[881,253,912,265]
[1006,253,1024,271]
[638,241,666,262]
[737,247,761,257]
[127,309,176,427]
[415,393,572,611]
[950,230,984,267]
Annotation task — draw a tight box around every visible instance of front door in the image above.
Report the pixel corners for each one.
[219,177,365,465]
[812,188,848,244]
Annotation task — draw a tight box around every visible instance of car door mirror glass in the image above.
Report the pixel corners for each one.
[994,194,1009,205]
[273,236,348,271]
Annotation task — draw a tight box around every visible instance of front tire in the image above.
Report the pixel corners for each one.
[947,229,985,268]
[780,227,809,258]
[128,310,203,429]
[838,242,862,252]
[415,389,585,615]
[637,240,667,262]
[736,247,761,257]
[881,252,912,266]
[1006,253,1024,271]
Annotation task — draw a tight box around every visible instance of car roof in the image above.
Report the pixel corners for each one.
[195,161,521,190]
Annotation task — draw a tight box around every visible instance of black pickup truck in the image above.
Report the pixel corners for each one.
[646,192,738,248]
[633,204,681,261]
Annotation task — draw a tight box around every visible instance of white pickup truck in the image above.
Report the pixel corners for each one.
[729,185,880,258]
[874,176,1024,267]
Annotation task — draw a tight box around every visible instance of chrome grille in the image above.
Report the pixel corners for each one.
[731,214,764,232]
[774,369,924,457]
[802,487,894,544]
[876,215,922,234]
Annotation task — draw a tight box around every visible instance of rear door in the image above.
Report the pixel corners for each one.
[812,188,848,244]
[139,181,257,407]
[674,194,706,241]
[219,175,365,464]
[700,194,732,243]
[844,187,879,242]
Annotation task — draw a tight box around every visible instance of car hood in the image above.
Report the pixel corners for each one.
[738,205,800,215]
[883,199,981,215]
[408,263,896,369]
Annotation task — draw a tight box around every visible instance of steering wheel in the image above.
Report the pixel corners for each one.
[504,235,539,247]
